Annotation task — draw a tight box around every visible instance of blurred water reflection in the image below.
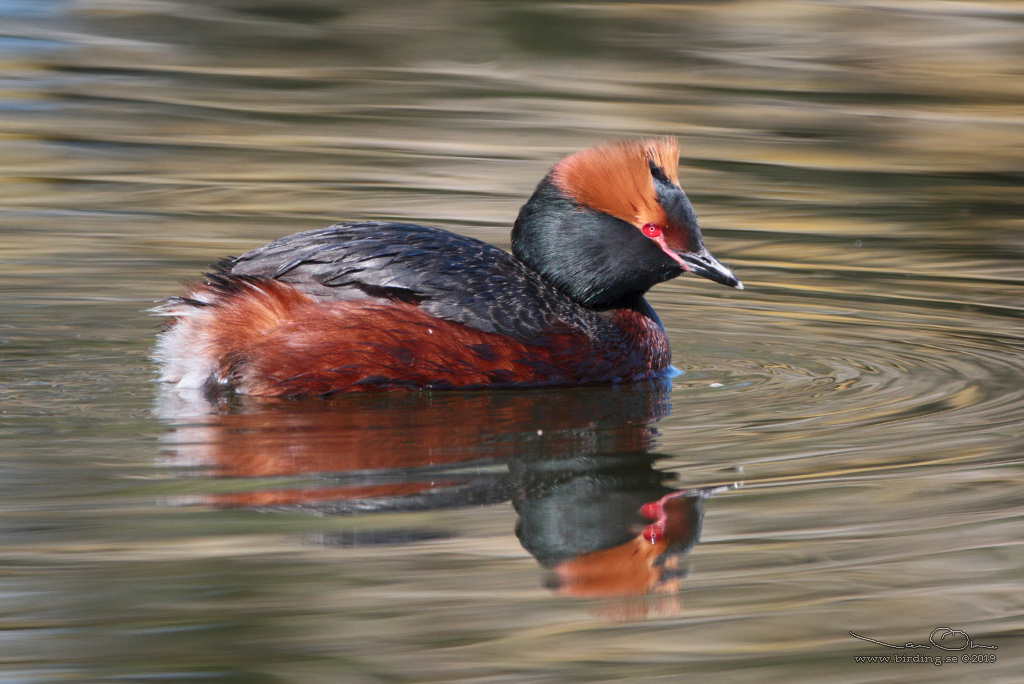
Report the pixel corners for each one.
[2,0,1023,681]
[158,381,714,614]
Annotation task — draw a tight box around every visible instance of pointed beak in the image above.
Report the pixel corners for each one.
[679,249,743,289]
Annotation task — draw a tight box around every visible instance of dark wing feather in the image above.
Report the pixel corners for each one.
[227,222,598,340]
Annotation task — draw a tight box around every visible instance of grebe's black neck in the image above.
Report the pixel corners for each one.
[511,177,685,311]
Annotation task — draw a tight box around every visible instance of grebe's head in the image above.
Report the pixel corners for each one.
[512,138,741,309]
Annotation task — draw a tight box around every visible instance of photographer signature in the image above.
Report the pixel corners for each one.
[850,628,997,651]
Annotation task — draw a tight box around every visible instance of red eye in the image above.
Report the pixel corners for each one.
[642,223,662,238]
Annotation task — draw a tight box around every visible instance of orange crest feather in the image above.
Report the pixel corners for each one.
[551,138,680,228]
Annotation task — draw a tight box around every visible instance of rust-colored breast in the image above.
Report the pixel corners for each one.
[161,278,670,396]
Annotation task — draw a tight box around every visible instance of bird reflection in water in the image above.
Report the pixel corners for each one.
[156,378,731,617]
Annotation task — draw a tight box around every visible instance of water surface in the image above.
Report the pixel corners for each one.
[2,1,1023,681]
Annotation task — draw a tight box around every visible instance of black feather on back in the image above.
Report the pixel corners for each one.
[226,222,609,341]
